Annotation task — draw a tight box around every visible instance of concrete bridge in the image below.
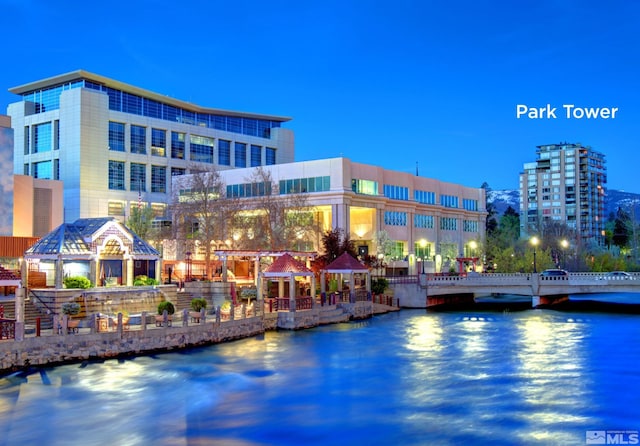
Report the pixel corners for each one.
[392,272,640,308]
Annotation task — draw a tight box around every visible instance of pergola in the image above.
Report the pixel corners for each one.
[320,252,371,301]
[258,253,316,311]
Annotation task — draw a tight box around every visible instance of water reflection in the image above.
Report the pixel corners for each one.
[0,307,637,445]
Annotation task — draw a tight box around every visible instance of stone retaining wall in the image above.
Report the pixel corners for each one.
[0,300,382,374]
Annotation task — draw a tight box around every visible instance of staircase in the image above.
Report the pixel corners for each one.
[0,297,54,329]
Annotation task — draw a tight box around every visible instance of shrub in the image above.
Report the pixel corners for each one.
[240,287,257,300]
[134,275,160,286]
[63,276,92,289]
[371,277,389,295]
[190,298,207,312]
[61,302,81,315]
[157,301,175,315]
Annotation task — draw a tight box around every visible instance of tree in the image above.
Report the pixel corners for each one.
[612,207,632,249]
[481,182,498,234]
[127,203,156,240]
[170,165,238,279]
[234,166,316,251]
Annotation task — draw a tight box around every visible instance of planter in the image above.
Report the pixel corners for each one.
[155,314,172,327]
[189,311,203,323]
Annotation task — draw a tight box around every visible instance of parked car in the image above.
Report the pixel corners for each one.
[540,268,568,277]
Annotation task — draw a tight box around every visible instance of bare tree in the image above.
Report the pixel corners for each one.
[170,165,239,279]
[233,166,316,251]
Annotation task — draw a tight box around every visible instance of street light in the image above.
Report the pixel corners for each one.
[530,236,539,273]
[560,239,569,269]
[419,239,427,274]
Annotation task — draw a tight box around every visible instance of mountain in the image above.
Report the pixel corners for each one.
[486,188,640,221]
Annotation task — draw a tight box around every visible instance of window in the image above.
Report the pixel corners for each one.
[463,220,478,232]
[189,135,214,163]
[440,217,457,231]
[440,195,459,208]
[130,125,146,154]
[130,163,146,192]
[151,128,166,157]
[171,132,185,159]
[266,147,276,165]
[250,145,262,167]
[109,122,125,152]
[463,199,478,211]
[352,179,378,195]
[414,242,431,259]
[235,142,247,167]
[34,122,52,153]
[109,161,125,190]
[384,211,407,226]
[226,181,272,198]
[151,166,166,193]
[414,214,434,228]
[383,185,409,200]
[171,167,185,177]
[108,201,125,216]
[33,161,52,179]
[218,140,231,166]
[415,190,436,204]
[279,176,330,194]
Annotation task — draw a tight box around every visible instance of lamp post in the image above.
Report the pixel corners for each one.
[560,239,569,269]
[185,251,192,282]
[530,236,539,273]
[419,239,427,274]
[469,240,478,271]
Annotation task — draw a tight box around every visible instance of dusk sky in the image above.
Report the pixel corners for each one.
[1,0,638,192]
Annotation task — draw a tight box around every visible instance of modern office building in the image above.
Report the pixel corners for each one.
[170,157,487,275]
[7,70,294,224]
[519,142,606,247]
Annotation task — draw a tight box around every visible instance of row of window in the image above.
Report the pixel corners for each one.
[383,212,479,232]
[354,179,478,211]
[23,79,284,139]
[108,161,185,193]
[109,122,276,167]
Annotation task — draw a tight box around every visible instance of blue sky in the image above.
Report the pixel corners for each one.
[1,0,638,192]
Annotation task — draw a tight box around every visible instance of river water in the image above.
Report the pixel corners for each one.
[1,293,639,446]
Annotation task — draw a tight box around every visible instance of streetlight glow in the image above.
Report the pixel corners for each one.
[530,236,539,273]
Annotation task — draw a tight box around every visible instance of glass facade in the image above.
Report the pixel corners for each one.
[151,128,166,157]
[109,122,125,152]
[34,161,52,179]
[109,161,125,190]
[151,165,166,193]
[266,147,276,165]
[235,143,247,168]
[189,135,214,164]
[218,140,231,166]
[130,125,146,154]
[250,145,262,167]
[130,163,146,192]
[34,122,52,153]
[171,132,185,159]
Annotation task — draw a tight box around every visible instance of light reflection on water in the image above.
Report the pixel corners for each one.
[0,294,639,445]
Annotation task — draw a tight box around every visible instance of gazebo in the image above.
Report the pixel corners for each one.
[259,253,316,311]
[24,217,161,288]
[320,252,371,304]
